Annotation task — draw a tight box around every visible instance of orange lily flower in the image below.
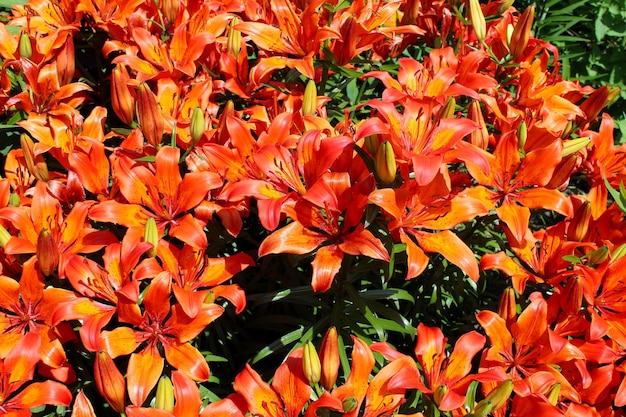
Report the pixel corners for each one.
[98,272,223,405]
[90,146,222,248]
[0,332,72,415]
[125,371,203,417]
[233,346,311,417]
[157,242,253,318]
[362,98,481,186]
[372,323,494,412]
[54,228,162,351]
[0,257,77,382]
[477,293,585,402]
[582,114,626,218]
[0,181,116,278]
[235,0,339,80]
[462,129,573,246]
[369,176,488,280]
[258,172,389,292]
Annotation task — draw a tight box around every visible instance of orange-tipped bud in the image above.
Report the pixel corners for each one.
[438,96,457,119]
[94,351,126,413]
[144,217,158,258]
[561,275,583,316]
[364,135,380,157]
[190,107,205,144]
[509,5,535,58]
[497,287,517,324]
[567,201,591,241]
[20,134,49,181]
[319,327,339,390]
[342,397,357,413]
[375,141,397,185]
[111,65,135,125]
[155,375,175,412]
[545,153,579,189]
[227,17,242,57]
[579,86,610,126]
[137,83,165,147]
[37,228,58,276]
[302,79,317,117]
[484,379,513,412]
[302,341,321,384]
[468,101,488,150]
[161,0,179,24]
[19,32,32,60]
[468,0,486,42]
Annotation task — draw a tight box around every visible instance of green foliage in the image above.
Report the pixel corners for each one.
[521,0,626,141]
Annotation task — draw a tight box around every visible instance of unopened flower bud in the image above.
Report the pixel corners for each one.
[561,275,583,316]
[517,121,527,151]
[137,82,164,147]
[190,107,205,144]
[161,0,179,24]
[375,141,397,185]
[111,64,135,126]
[0,225,11,248]
[37,228,58,276]
[611,243,626,263]
[302,79,317,117]
[155,375,175,412]
[319,327,339,390]
[567,201,591,242]
[497,287,517,324]
[204,290,215,304]
[342,397,357,413]
[587,245,609,266]
[144,217,158,258]
[302,341,321,384]
[562,137,590,157]
[468,0,486,42]
[94,351,126,413]
[498,0,515,14]
[364,135,380,156]
[472,398,494,417]
[8,193,19,207]
[433,385,447,405]
[20,134,49,182]
[227,17,242,57]
[19,32,32,60]
[484,379,513,412]
[438,96,457,119]
[509,5,535,58]
[547,383,561,406]
[468,101,488,150]
[607,87,621,105]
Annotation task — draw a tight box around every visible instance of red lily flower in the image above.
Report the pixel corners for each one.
[98,272,223,405]
[258,172,389,292]
[90,146,222,248]
[0,332,72,415]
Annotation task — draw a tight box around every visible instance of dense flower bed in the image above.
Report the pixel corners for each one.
[0,0,625,415]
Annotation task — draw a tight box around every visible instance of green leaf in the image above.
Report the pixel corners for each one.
[346,78,359,105]
[604,177,626,213]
